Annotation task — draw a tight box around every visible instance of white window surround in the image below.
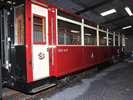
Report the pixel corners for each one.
[56,15,123,47]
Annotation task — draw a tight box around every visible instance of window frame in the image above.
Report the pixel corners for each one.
[115,35,119,46]
[108,32,114,46]
[56,10,124,47]
[84,26,97,46]
[99,30,107,46]
[57,19,81,45]
[14,4,25,46]
[33,14,46,45]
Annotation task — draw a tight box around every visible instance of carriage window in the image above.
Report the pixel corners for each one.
[18,20,21,42]
[84,27,97,45]
[33,15,46,44]
[58,33,65,45]
[120,36,122,46]
[99,31,107,46]
[57,10,82,22]
[122,36,125,46]
[108,34,113,46]
[115,36,118,46]
[15,5,25,45]
[58,20,81,45]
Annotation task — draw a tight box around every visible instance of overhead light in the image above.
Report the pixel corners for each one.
[100,9,116,16]
[85,33,91,36]
[122,25,132,29]
[125,7,133,16]
[70,30,80,33]
[103,37,107,39]
[103,37,112,40]
[7,1,16,4]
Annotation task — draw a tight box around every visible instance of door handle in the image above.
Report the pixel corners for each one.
[50,58,52,62]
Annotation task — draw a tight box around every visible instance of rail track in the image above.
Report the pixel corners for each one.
[2,91,21,100]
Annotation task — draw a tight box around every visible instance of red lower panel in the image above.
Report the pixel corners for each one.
[84,47,99,68]
[49,48,57,77]
[56,46,84,77]
[109,47,115,59]
[113,47,117,58]
[99,47,108,62]
[50,46,118,78]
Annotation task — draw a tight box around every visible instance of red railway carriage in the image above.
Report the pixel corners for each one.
[0,0,125,93]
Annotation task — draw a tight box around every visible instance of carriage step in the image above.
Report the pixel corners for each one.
[31,83,56,93]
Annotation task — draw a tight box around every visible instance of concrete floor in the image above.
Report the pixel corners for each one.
[41,59,133,100]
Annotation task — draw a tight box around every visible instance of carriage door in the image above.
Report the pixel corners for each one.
[32,4,49,81]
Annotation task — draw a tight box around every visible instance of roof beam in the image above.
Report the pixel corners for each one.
[101,15,129,25]
[75,0,114,15]
[71,0,119,28]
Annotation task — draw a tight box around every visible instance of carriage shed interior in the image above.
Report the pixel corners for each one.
[0,0,133,99]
